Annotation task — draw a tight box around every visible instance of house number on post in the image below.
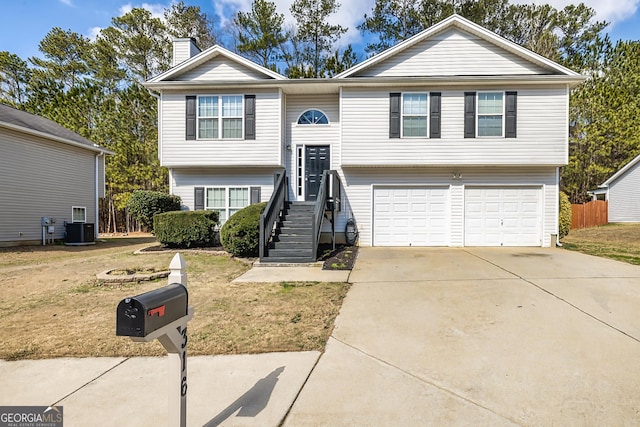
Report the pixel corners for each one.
[116,253,193,427]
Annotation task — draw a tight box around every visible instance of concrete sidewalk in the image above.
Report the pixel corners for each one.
[0,352,319,427]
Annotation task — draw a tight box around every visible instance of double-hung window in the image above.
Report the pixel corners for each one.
[477,92,504,137]
[402,93,428,137]
[205,187,249,224]
[197,95,243,139]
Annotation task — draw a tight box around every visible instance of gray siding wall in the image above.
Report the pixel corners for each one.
[175,56,270,81]
[171,168,277,210]
[160,89,281,167]
[340,166,558,247]
[341,86,568,166]
[359,29,549,77]
[0,128,97,244]
[608,161,640,222]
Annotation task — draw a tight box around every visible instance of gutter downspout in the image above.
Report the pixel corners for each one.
[96,152,104,240]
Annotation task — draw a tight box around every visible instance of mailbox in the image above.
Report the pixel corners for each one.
[116,283,188,338]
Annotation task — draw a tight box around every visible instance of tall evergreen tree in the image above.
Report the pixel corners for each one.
[290,0,347,77]
[0,52,30,106]
[164,1,217,51]
[233,0,287,70]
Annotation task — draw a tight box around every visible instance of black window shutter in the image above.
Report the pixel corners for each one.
[186,96,196,140]
[244,95,256,140]
[505,91,517,138]
[464,92,476,138]
[194,187,204,210]
[389,93,401,138]
[430,92,441,139]
[250,186,261,204]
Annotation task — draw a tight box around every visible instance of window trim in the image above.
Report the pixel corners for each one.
[296,109,330,126]
[204,186,250,224]
[71,206,87,223]
[196,95,245,140]
[401,92,429,138]
[476,91,505,138]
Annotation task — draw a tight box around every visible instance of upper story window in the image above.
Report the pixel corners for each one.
[402,93,428,137]
[197,95,243,139]
[477,92,504,137]
[298,109,329,125]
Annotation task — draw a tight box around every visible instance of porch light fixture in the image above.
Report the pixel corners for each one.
[452,172,462,180]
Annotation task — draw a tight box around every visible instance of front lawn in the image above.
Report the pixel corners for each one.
[562,223,640,265]
[0,238,349,360]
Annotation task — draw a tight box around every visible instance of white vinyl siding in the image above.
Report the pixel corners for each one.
[357,28,549,77]
[160,89,281,167]
[0,128,97,244]
[608,161,640,222]
[341,87,567,167]
[339,167,557,248]
[176,56,270,81]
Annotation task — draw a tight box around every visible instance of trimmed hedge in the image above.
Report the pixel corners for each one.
[559,191,572,239]
[220,202,267,257]
[128,190,182,231]
[154,210,219,248]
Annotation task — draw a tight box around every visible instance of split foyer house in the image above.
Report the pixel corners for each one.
[0,104,112,246]
[144,14,584,262]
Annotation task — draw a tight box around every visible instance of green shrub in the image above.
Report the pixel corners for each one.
[128,191,182,231]
[220,202,267,257]
[154,210,219,248]
[559,191,572,239]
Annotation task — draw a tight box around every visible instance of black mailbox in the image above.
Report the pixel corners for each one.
[116,283,188,337]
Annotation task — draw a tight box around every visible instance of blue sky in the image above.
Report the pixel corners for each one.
[0,0,638,61]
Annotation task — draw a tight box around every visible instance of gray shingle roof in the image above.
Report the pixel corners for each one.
[0,103,109,152]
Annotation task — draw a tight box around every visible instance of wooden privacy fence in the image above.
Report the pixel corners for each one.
[571,200,608,230]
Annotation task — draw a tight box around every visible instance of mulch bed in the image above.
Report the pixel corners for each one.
[318,244,358,270]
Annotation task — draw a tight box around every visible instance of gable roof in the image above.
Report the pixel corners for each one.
[0,104,113,154]
[147,45,287,83]
[336,14,582,79]
[600,153,640,187]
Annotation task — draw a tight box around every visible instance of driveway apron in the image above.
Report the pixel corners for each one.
[285,247,640,426]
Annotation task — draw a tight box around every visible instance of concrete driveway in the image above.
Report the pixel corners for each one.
[284,247,640,426]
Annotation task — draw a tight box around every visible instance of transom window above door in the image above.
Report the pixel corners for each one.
[297,109,329,125]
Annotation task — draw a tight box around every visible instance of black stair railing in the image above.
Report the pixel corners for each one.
[312,170,341,260]
[259,171,287,260]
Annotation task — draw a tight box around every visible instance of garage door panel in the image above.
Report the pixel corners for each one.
[465,187,541,247]
[374,186,449,246]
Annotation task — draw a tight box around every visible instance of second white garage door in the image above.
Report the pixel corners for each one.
[373,186,449,246]
[465,186,542,246]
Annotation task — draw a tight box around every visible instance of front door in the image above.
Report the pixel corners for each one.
[305,145,330,201]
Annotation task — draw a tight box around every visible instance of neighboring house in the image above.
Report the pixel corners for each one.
[592,153,640,222]
[0,104,113,247]
[144,15,584,261]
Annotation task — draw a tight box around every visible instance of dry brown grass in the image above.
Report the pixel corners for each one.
[562,223,640,265]
[0,238,349,360]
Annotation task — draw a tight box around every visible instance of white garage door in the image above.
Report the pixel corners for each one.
[465,187,541,246]
[373,186,449,246]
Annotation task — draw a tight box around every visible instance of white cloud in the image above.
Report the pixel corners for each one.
[510,0,640,25]
[118,2,166,20]
[88,26,102,42]
[59,0,73,6]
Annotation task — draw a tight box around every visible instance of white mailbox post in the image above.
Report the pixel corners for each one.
[116,253,194,427]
